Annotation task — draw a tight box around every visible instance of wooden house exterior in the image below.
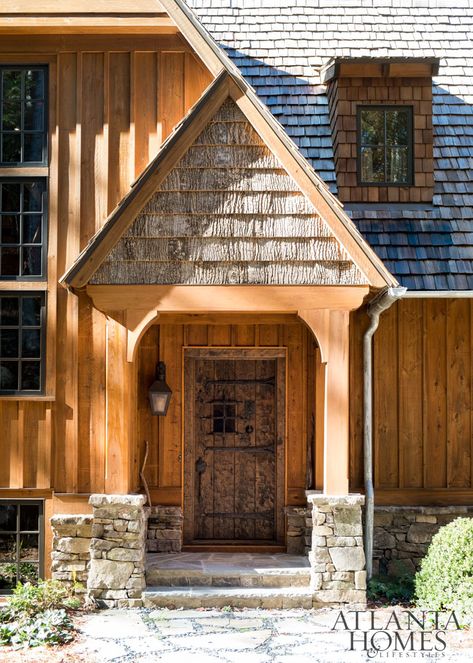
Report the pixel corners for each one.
[0,0,472,597]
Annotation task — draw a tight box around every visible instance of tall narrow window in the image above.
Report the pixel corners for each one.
[0,501,43,593]
[0,179,47,279]
[0,292,45,393]
[358,106,413,185]
[0,67,47,165]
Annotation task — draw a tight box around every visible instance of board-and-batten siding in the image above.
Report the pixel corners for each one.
[350,298,473,503]
[0,37,212,492]
[136,321,316,506]
[91,98,367,286]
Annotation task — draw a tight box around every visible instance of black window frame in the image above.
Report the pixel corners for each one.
[0,177,48,281]
[0,499,44,595]
[0,291,46,395]
[0,65,48,167]
[356,105,414,186]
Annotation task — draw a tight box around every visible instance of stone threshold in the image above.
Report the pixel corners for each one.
[143,586,314,609]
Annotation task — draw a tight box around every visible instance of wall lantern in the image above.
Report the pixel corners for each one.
[148,362,172,416]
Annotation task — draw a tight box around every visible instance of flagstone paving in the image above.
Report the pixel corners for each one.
[65,607,473,663]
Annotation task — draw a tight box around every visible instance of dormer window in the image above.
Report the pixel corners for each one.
[358,106,413,186]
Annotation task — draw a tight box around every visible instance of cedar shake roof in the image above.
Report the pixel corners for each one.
[187,0,473,290]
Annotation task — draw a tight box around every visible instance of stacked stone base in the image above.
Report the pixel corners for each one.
[285,506,312,555]
[147,506,183,553]
[306,492,366,606]
[374,505,473,576]
[51,515,93,591]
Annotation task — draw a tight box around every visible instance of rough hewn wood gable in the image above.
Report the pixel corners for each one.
[90,98,368,286]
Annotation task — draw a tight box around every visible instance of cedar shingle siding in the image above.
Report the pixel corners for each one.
[188,0,473,290]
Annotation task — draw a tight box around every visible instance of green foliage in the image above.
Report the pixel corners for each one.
[415,517,473,618]
[0,609,74,648]
[368,572,415,604]
[0,579,83,648]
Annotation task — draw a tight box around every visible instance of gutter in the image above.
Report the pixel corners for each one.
[363,286,406,580]
[401,291,473,298]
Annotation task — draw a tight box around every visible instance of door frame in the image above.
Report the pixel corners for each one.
[182,346,287,547]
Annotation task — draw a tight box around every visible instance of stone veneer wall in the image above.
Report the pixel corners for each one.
[306,492,366,605]
[147,506,183,553]
[51,515,93,591]
[285,506,312,555]
[87,494,148,608]
[373,506,473,576]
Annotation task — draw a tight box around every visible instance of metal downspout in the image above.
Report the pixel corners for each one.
[364,286,406,580]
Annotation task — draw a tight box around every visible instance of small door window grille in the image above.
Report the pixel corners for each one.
[213,401,236,434]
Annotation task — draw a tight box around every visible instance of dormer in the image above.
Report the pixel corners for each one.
[322,57,439,204]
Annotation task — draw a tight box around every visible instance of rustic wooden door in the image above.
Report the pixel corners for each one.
[183,348,285,546]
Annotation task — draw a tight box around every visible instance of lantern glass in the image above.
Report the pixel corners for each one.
[148,362,172,416]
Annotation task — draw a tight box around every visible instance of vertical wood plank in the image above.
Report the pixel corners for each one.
[133,51,159,176]
[9,403,23,488]
[423,299,447,488]
[259,324,279,346]
[108,52,131,211]
[348,310,367,492]
[184,52,213,110]
[446,299,471,487]
[284,323,305,501]
[373,304,399,489]
[398,299,423,488]
[234,325,256,346]
[159,324,184,487]
[186,324,208,346]
[315,349,325,491]
[138,324,160,488]
[56,51,80,493]
[158,52,184,141]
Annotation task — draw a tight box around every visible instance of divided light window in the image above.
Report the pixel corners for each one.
[0,292,45,393]
[357,106,413,185]
[0,180,47,279]
[0,67,47,165]
[0,501,43,593]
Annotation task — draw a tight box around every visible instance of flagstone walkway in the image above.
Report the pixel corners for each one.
[66,607,473,663]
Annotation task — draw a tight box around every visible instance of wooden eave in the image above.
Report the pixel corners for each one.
[0,1,178,34]
[321,57,441,83]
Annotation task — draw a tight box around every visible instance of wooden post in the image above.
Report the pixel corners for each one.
[324,310,350,495]
[298,309,350,496]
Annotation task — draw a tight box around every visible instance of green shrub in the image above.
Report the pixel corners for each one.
[415,517,473,617]
[368,572,415,604]
[0,580,83,648]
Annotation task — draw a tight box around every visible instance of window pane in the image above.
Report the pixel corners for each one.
[386,110,409,146]
[22,246,42,276]
[18,562,38,584]
[0,563,17,590]
[387,146,409,183]
[1,215,20,244]
[2,71,21,100]
[225,404,236,418]
[361,110,384,145]
[0,361,18,390]
[1,183,21,212]
[25,70,44,100]
[20,504,39,532]
[361,146,385,182]
[0,297,19,325]
[22,215,41,244]
[1,329,18,358]
[19,534,38,560]
[1,247,20,275]
[213,404,224,418]
[24,102,44,131]
[22,297,41,326]
[0,534,16,561]
[224,419,235,433]
[21,360,40,390]
[21,329,41,358]
[23,133,43,162]
[0,504,17,531]
[213,418,224,433]
[2,101,21,131]
[24,182,43,212]
[2,133,21,162]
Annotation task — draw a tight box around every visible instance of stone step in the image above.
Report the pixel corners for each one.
[145,567,311,589]
[143,586,314,609]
